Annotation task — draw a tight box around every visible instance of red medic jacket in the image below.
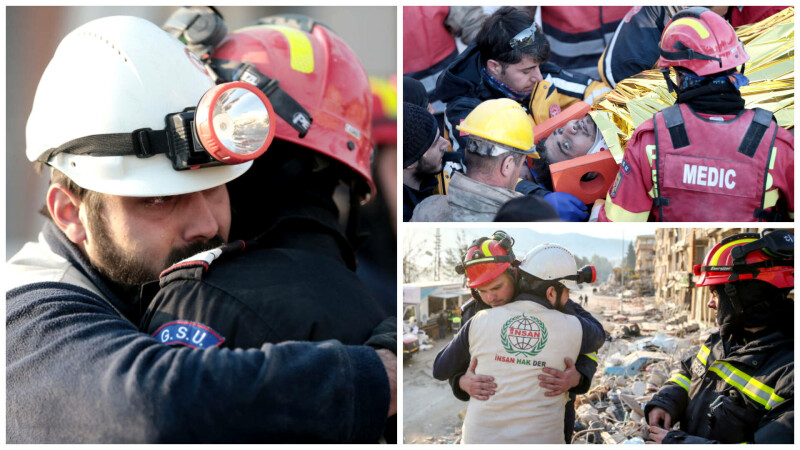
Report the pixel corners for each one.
[599,104,794,222]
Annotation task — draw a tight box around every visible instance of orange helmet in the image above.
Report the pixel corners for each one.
[210,15,375,200]
[370,75,397,146]
[457,231,518,288]
[694,230,793,288]
[658,7,749,76]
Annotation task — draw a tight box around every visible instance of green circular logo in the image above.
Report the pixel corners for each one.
[501,313,548,357]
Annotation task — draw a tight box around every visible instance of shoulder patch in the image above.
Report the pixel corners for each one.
[152,320,226,349]
[621,160,631,173]
[610,171,624,198]
[159,240,246,280]
[549,104,562,118]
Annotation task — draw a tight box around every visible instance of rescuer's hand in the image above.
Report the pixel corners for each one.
[459,357,496,401]
[539,357,581,396]
[544,192,589,221]
[646,425,669,444]
[376,349,397,417]
[647,407,672,429]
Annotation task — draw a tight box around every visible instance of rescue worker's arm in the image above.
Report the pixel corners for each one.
[658,378,793,444]
[432,319,473,382]
[562,298,605,354]
[529,63,610,125]
[598,122,656,222]
[644,354,693,426]
[363,316,398,353]
[7,284,391,443]
[570,353,598,395]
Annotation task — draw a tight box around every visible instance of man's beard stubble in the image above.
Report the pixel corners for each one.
[87,207,224,287]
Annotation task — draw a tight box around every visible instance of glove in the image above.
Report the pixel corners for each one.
[544,192,589,222]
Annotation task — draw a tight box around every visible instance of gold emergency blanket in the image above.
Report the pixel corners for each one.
[591,7,794,163]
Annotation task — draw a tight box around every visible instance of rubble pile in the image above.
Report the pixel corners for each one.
[573,301,714,444]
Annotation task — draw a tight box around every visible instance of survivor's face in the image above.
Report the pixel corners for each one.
[416,132,448,175]
[83,186,231,286]
[543,115,597,164]
[496,54,543,93]
[477,272,516,307]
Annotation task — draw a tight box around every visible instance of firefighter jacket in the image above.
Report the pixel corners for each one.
[7,222,390,443]
[540,6,631,79]
[451,296,602,442]
[598,104,794,222]
[644,329,793,444]
[140,206,395,352]
[409,171,522,222]
[433,294,583,443]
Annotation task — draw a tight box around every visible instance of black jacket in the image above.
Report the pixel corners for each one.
[645,329,793,444]
[139,206,396,442]
[7,222,389,443]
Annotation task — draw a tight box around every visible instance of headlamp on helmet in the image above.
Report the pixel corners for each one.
[37,81,276,171]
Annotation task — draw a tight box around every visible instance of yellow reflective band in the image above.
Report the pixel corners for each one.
[647,187,657,199]
[271,25,314,74]
[711,239,756,266]
[481,240,492,257]
[584,352,598,363]
[666,18,710,39]
[708,361,785,410]
[765,173,774,191]
[645,145,657,167]
[604,196,650,222]
[668,373,691,393]
[769,147,777,170]
[651,169,658,184]
[763,189,779,208]
[789,212,794,219]
[465,256,496,266]
[697,345,710,365]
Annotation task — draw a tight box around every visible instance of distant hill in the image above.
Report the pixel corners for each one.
[440,228,632,265]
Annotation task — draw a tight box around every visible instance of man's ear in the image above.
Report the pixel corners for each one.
[545,285,557,306]
[499,155,516,178]
[47,184,87,245]
[486,59,503,78]
[405,160,418,171]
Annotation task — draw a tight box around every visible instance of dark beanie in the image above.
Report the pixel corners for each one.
[403,102,438,168]
[403,76,429,108]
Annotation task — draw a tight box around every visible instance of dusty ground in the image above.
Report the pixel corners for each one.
[402,331,465,444]
[402,286,623,444]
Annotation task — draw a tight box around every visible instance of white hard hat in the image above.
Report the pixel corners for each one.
[26,16,251,197]
[519,243,579,289]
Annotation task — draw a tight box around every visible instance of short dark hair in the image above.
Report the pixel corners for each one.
[476,7,550,67]
[465,147,525,179]
[37,164,103,222]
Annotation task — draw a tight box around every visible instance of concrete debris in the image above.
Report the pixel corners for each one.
[573,297,714,444]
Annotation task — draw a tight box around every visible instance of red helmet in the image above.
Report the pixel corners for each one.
[211,16,375,200]
[694,231,793,288]
[459,231,517,288]
[657,7,749,76]
[370,75,397,146]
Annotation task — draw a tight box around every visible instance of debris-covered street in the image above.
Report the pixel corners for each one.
[404,284,715,444]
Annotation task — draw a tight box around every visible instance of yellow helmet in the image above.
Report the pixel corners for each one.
[457,98,538,158]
